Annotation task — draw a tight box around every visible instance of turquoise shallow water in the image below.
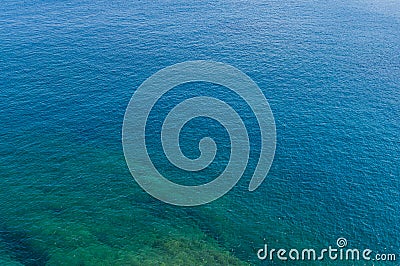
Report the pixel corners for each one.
[0,0,399,265]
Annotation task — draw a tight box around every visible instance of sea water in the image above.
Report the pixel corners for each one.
[0,0,399,265]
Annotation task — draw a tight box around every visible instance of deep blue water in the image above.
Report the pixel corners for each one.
[0,0,399,265]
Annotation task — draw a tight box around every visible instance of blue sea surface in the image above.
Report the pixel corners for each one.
[0,0,399,265]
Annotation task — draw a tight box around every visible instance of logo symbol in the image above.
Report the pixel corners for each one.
[122,61,276,206]
[337,238,348,248]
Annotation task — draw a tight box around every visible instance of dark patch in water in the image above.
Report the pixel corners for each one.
[0,228,49,266]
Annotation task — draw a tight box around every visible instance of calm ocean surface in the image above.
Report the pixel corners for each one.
[0,0,399,265]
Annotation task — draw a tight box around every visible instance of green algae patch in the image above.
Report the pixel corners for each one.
[45,238,248,266]
[0,136,250,265]
[150,238,248,266]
